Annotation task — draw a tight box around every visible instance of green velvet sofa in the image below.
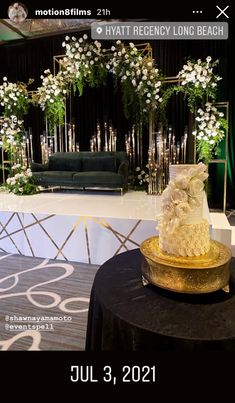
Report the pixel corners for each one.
[31,151,129,193]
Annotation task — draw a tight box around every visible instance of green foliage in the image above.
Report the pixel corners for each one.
[44,98,65,132]
[72,63,107,97]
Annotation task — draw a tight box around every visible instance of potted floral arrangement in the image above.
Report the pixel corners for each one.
[134,166,149,190]
[4,164,39,195]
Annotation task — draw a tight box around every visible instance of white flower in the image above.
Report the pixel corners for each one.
[188,178,204,197]
[162,201,175,218]
[174,175,191,190]
[175,202,191,218]
[83,34,88,40]
[171,189,188,204]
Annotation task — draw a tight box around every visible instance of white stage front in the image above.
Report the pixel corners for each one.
[0,190,233,264]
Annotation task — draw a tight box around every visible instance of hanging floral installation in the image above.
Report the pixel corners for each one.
[33,69,68,132]
[34,34,163,131]
[159,55,224,163]
[193,103,227,164]
[33,35,226,166]
[0,76,32,164]
[106,40,162,121]
[0,76,33,193]
[161,56,221,113]
[61,34,108,95]
[0,33,227,198]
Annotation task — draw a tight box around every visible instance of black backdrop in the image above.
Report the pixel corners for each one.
[0,26,234,207]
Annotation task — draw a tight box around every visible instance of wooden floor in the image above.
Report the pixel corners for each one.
[0,253,98,350]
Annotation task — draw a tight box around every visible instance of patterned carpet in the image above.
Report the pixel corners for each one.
[0,253,98,350]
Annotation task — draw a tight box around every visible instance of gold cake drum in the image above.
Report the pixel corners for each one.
[140,236,232,294]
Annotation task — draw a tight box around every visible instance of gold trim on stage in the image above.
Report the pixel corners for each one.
[140,236,232,294]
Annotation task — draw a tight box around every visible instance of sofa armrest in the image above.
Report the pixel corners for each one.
[118,161,129,187]
[31,162,49,172]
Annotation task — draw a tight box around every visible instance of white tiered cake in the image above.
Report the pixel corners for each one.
[158,163,210,257]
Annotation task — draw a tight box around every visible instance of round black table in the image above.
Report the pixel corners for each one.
[86,249,235,351]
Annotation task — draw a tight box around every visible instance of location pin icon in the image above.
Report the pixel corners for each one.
[96,27,103,34]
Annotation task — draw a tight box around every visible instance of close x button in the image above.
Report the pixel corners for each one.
[216,5,229,19]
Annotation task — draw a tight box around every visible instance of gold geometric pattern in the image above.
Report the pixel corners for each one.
[0,212,147,264]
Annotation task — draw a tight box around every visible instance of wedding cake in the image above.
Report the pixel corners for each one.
[158,163,210,257]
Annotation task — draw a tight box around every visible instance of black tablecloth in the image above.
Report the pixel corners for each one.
[86,249,235,351]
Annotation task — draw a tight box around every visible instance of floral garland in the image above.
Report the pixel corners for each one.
[0,77,31,119]
[193,102,227,163]
[158,163,208,234]
[107,41,162,120]
[0,115,23,152]
[36,35,163,130]
[5,164,39,195]
[34,69,67,132]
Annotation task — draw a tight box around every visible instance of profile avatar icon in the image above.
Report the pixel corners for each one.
[8,2,28,23]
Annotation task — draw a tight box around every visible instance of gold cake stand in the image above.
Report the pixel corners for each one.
[140,236,232,294]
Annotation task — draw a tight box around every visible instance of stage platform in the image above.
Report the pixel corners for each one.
[0,190,233,264]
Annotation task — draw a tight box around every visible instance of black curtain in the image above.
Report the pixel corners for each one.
[0,27,234,207]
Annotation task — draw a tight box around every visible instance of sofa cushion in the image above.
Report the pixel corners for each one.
[82,156,116,172]
[73,171,123,187]
[49,153,82,172]
[33,171,75,186]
